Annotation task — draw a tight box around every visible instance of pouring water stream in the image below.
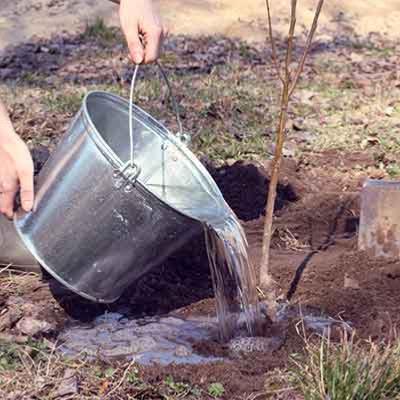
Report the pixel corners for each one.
[128,65,262,341]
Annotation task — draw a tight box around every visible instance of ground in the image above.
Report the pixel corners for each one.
[2,0,400,49]
[1,3,400,400]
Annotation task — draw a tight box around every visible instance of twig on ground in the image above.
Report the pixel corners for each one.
[106,360,136,397]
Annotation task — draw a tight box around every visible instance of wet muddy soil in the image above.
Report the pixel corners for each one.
[2,149,400,397]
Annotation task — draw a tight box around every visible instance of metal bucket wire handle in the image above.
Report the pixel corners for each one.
[121,62,190,189]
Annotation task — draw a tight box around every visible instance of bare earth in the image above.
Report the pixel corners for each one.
[1,0,400,396]
[1,0,400,50]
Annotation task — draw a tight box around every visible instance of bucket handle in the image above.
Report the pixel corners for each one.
[119,62,189,189]
[129,61,190,147]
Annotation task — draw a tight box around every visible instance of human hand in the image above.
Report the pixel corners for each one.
[119,0,167,64]
[0,104,34,219]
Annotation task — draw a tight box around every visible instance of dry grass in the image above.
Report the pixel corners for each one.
[273,228,309,252]
[0,342,206,399]
[263,327,400,400]
[290,330,400,400]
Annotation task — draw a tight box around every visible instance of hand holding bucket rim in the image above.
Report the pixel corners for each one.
[0,102,34,219]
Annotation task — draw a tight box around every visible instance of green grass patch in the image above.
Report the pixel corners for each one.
[0,344,21,371]
[82,17,120,43]
[208,382,225,398]
[44,90,84,114]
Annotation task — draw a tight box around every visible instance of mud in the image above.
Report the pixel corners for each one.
[60,314,222,365]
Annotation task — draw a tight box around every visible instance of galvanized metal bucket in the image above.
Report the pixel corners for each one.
[14,64,229,303]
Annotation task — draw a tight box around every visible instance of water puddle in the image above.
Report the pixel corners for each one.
[60,313,223,365]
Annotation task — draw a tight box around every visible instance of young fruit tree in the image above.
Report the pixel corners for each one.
[260,0,324,319]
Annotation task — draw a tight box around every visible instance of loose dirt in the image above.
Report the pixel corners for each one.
[2,148,400,398]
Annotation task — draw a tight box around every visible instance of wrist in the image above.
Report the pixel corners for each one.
[0,105,18,144]
[0,132,20,151]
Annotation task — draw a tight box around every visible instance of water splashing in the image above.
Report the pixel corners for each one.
[204,212,262,341]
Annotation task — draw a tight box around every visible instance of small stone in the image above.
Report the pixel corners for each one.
[0,309,22,332]
[228,336,284,355]
[283,142,296,158]
[175,345,192,357]
[296,89,317,105]
[349,52,363,63]
[344,274,360,290]
[385,106,395,117]
[315,33,333,43]
[292,131,316,144]
[292,118,306,131]
[16,317,53,336]
[286,118,294,130]
[225,158,236,167]
[0,333,28,344]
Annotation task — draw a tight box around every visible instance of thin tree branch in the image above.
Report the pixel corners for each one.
[284,0,297,83]
[265,0,284,84]
[289,0,324,97]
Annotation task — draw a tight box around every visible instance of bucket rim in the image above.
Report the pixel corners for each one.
[81,90,228,223]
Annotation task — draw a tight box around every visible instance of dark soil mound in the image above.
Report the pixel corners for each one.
[205,160,298,221]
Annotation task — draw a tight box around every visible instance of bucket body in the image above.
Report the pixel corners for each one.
[14,92,223,303]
